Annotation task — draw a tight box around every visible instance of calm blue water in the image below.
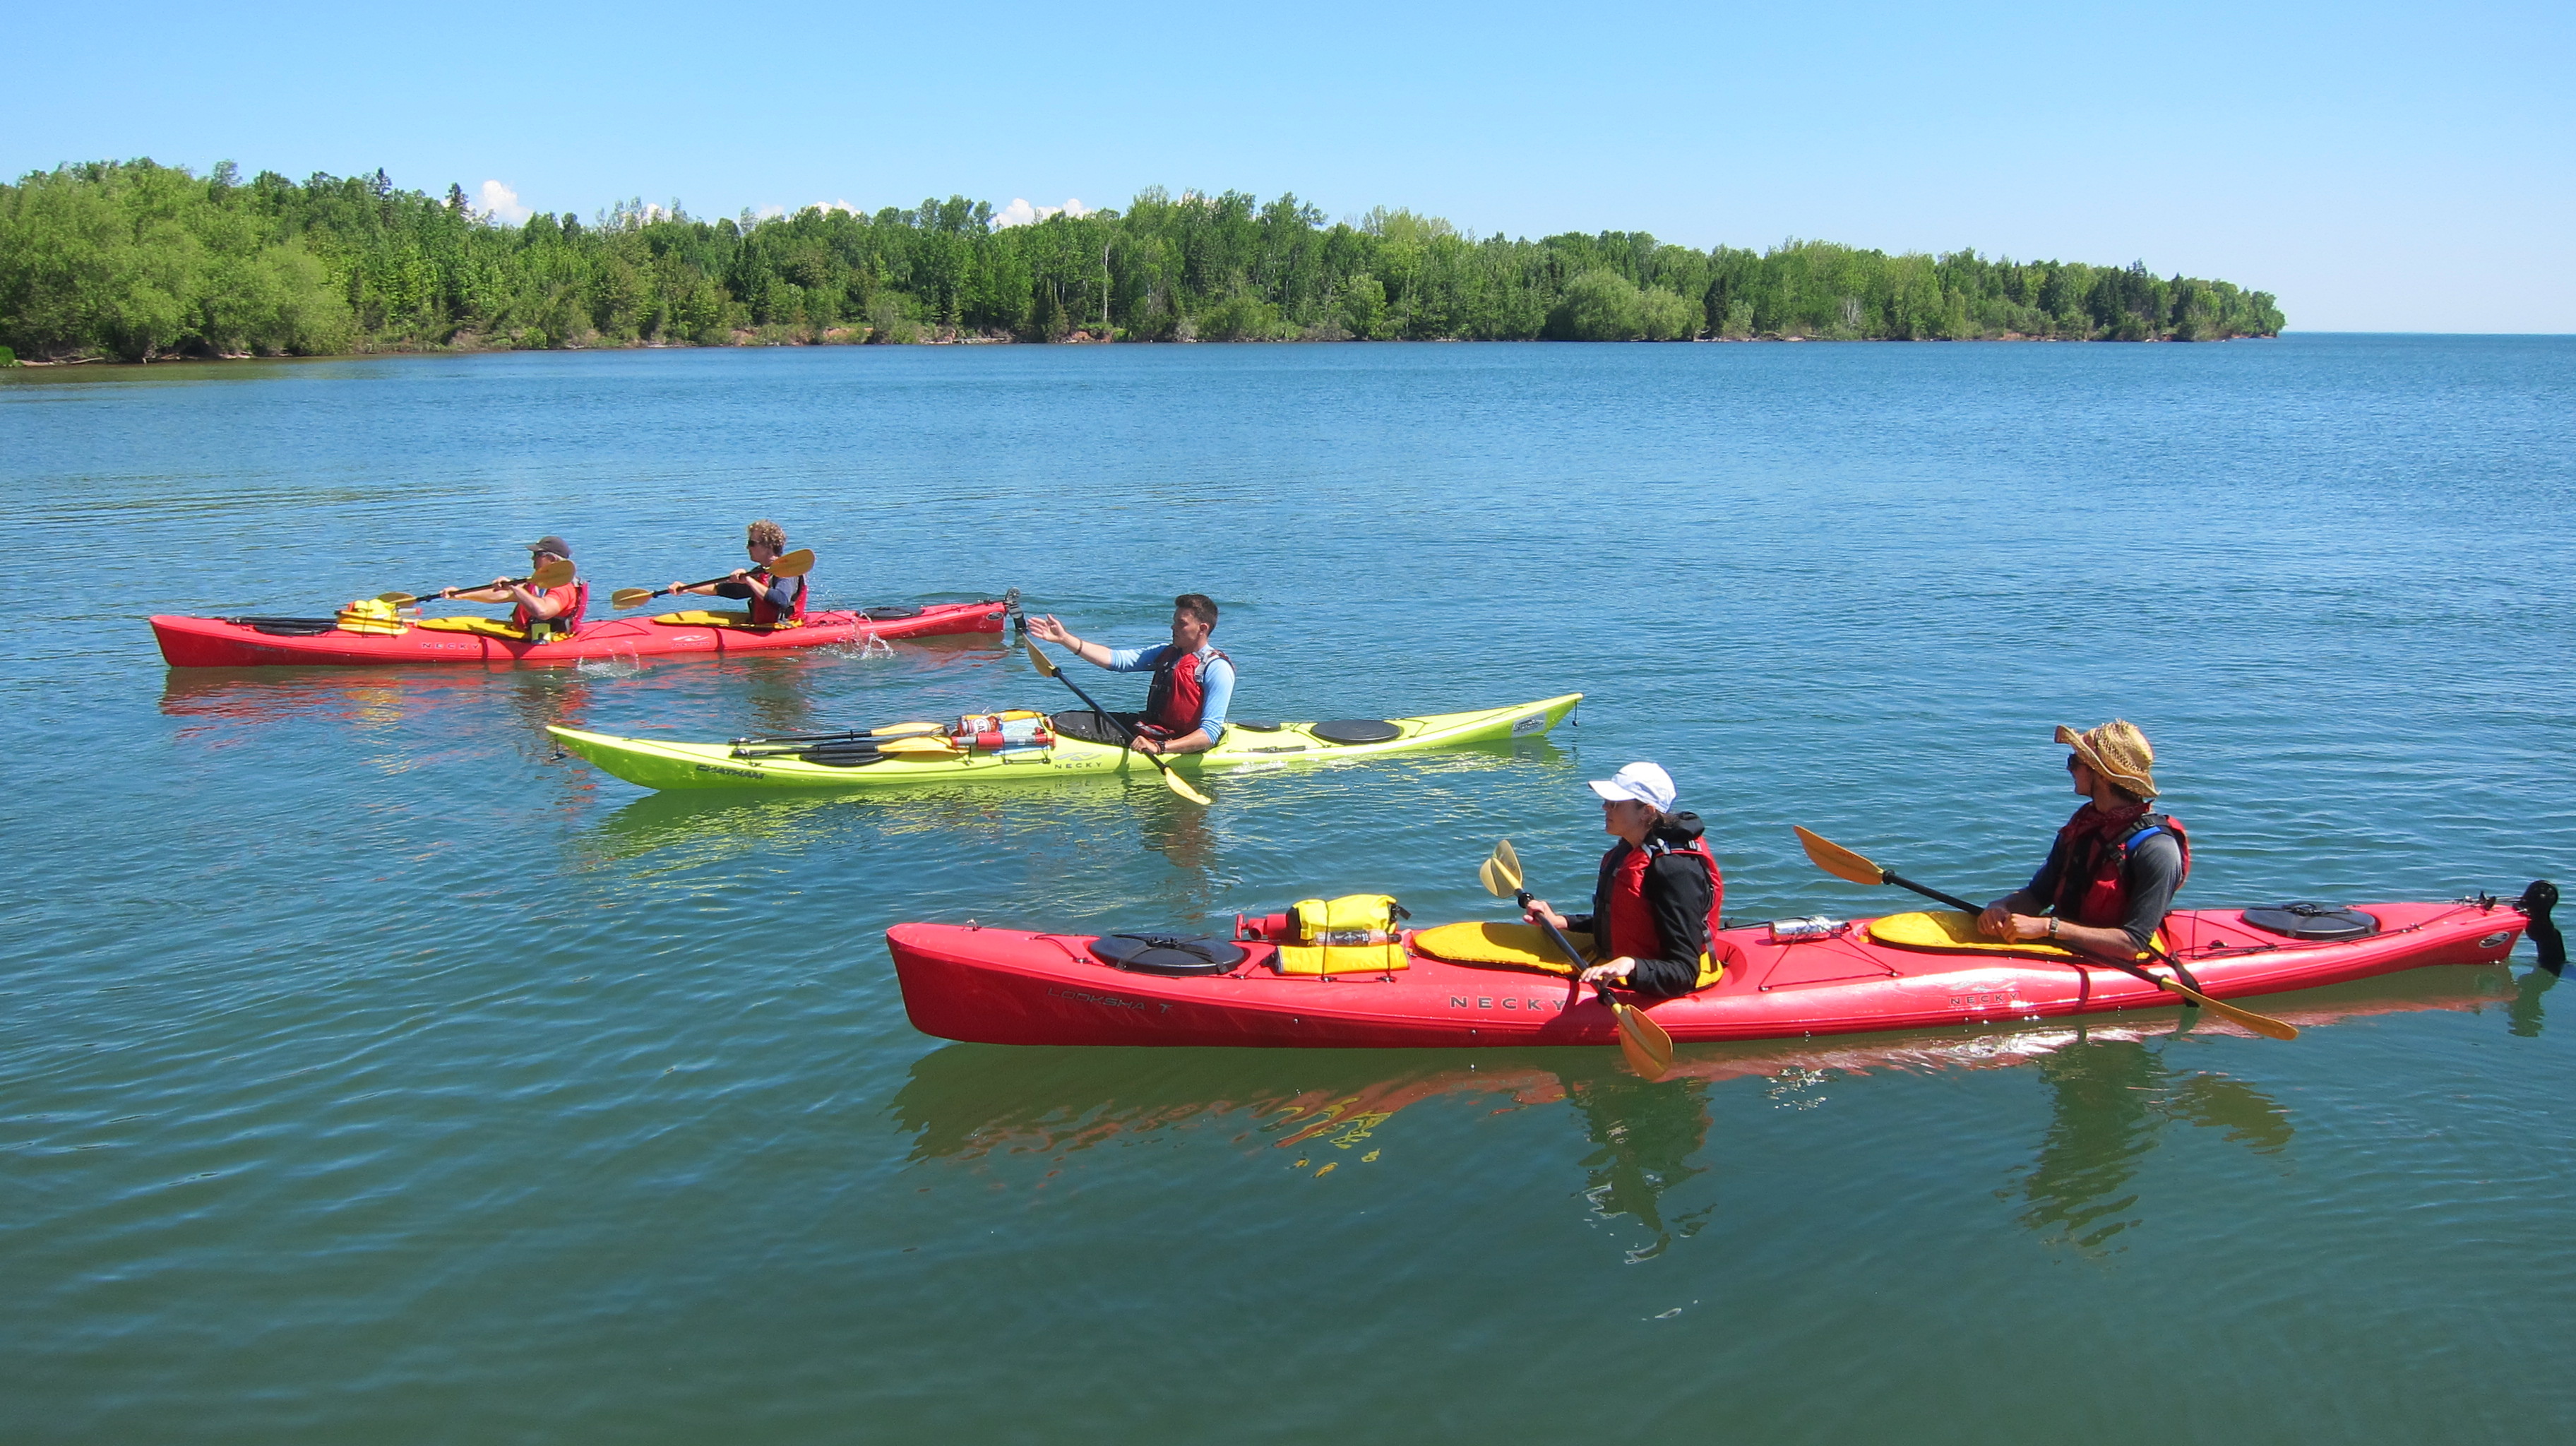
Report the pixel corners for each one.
[4,335,2573,1442]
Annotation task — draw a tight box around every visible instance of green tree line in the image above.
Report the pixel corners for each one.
[0,159,2284,362]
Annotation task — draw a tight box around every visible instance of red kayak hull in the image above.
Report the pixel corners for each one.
[150,599,1008,668]
[887,900,2533,1048]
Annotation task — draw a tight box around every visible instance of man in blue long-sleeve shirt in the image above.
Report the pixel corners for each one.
[1024,594,1234,755]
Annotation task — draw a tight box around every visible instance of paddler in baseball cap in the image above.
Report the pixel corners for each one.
[1976,719,2191,957]
[440,534,589,641]
[1518,760,1728,998]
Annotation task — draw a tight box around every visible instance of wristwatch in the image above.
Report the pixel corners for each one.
[2047,917,2059,940]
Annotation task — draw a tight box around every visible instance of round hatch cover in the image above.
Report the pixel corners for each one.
[1311,719,1402,745]
[1088,934,1248,975]
[2239,904,2380,940]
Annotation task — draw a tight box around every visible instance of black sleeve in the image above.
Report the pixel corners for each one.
[712,580,754,599]
[1622,856,1715,998]
[2118,834,2186,950]
[2025,835,2070,905]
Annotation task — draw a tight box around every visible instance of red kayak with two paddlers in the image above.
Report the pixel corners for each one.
[150,596,1012,668]
[886,884,2563,1051]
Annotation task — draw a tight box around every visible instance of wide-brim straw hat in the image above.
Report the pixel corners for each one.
[2056,719,2158,799]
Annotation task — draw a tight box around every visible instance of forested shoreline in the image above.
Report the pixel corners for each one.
[0,160,2284,363]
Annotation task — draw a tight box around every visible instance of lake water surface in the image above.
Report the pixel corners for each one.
[5,335,2573,1442]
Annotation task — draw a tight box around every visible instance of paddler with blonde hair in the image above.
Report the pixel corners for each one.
[667,519,809,626]
[1977,719,2190,957]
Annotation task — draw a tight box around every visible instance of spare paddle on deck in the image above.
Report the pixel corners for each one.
[1790,825,2298,1040]
[1481,839,1676,1080]
[612,549,816,611]
[381,557,576,609]
[1022,635,1212,806]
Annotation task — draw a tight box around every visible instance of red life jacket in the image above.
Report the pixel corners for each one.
[2050,808,2190,928]
[749,571,807,627]
[1602,836,1727,989]
[513,579,588,640]
[1143,645,1228,736]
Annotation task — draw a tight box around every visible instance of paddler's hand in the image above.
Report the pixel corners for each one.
[1025,614,1075,647]
[1580,957,1638,986]
[1984,909,2046,943]
[729,568,751,583]
[1977,900,2016,938]
[1522,900,1568,931]
[438,587,458,600]
[1131,735,1163,755]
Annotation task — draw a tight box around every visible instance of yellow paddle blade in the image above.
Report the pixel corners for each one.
[376,591,419,607]
[1022,635,1061,679]
[1611,1001,1676,1080]
[1794,825,1890,888]
[1479,840,1525,899]
[2149,975,2300,1040]
[609,587,657,610]
[763,548,816,579]
[1158,765,1215,807]
[530,558,576,589]
[874,736,957,755]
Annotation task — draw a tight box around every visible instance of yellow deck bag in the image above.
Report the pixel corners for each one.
[1275,894,1412,975]
[334,598,412,636]
[1411,921,1596,973]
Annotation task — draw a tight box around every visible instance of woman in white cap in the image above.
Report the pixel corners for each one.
[1976,719,2190,958]
[1520,760,1727,998]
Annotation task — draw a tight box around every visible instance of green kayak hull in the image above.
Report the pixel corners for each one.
[549,693,1580,791]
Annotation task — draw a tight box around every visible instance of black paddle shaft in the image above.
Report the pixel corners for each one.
[1515,887,1630,1008]
[1876,867,2207,998]
[1034,652,1191,778]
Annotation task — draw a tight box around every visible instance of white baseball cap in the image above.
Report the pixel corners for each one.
[1587,761,1676,811]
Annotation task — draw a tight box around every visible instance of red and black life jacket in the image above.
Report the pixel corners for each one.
[1143,645,1228,736]
[2050,808,2190,928]
[749,571,807,628]
[513,579,588,641]
[1599,832,1727,990]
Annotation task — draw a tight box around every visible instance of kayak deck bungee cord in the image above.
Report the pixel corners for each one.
[547,693,1582,791]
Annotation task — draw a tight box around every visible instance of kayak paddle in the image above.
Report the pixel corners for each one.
[612,549,816,611]
[1021,635,1212,806]
[380,557,576,609]
[1481,839,1676,1080]
[730,722,946,748]
[1791,825,2299,1040]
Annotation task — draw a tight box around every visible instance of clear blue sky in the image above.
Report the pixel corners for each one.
[11,0,2570,331]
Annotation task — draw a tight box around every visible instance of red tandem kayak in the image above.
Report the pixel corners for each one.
[150,597,1010,668]
[887,886,2561,1049]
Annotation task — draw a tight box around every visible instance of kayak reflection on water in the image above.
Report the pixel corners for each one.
[2012,1036,2291,1256]
[1563,1072,1716,1262]
[887,965,2520,1257]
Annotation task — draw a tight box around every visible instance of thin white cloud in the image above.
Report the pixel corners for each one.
[992,197,1092,229]
[478,179,531,225]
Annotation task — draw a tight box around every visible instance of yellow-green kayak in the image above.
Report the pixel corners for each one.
[548,693,1580,791]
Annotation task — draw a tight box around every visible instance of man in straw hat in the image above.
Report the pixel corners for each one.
[1976,719,2190,958]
